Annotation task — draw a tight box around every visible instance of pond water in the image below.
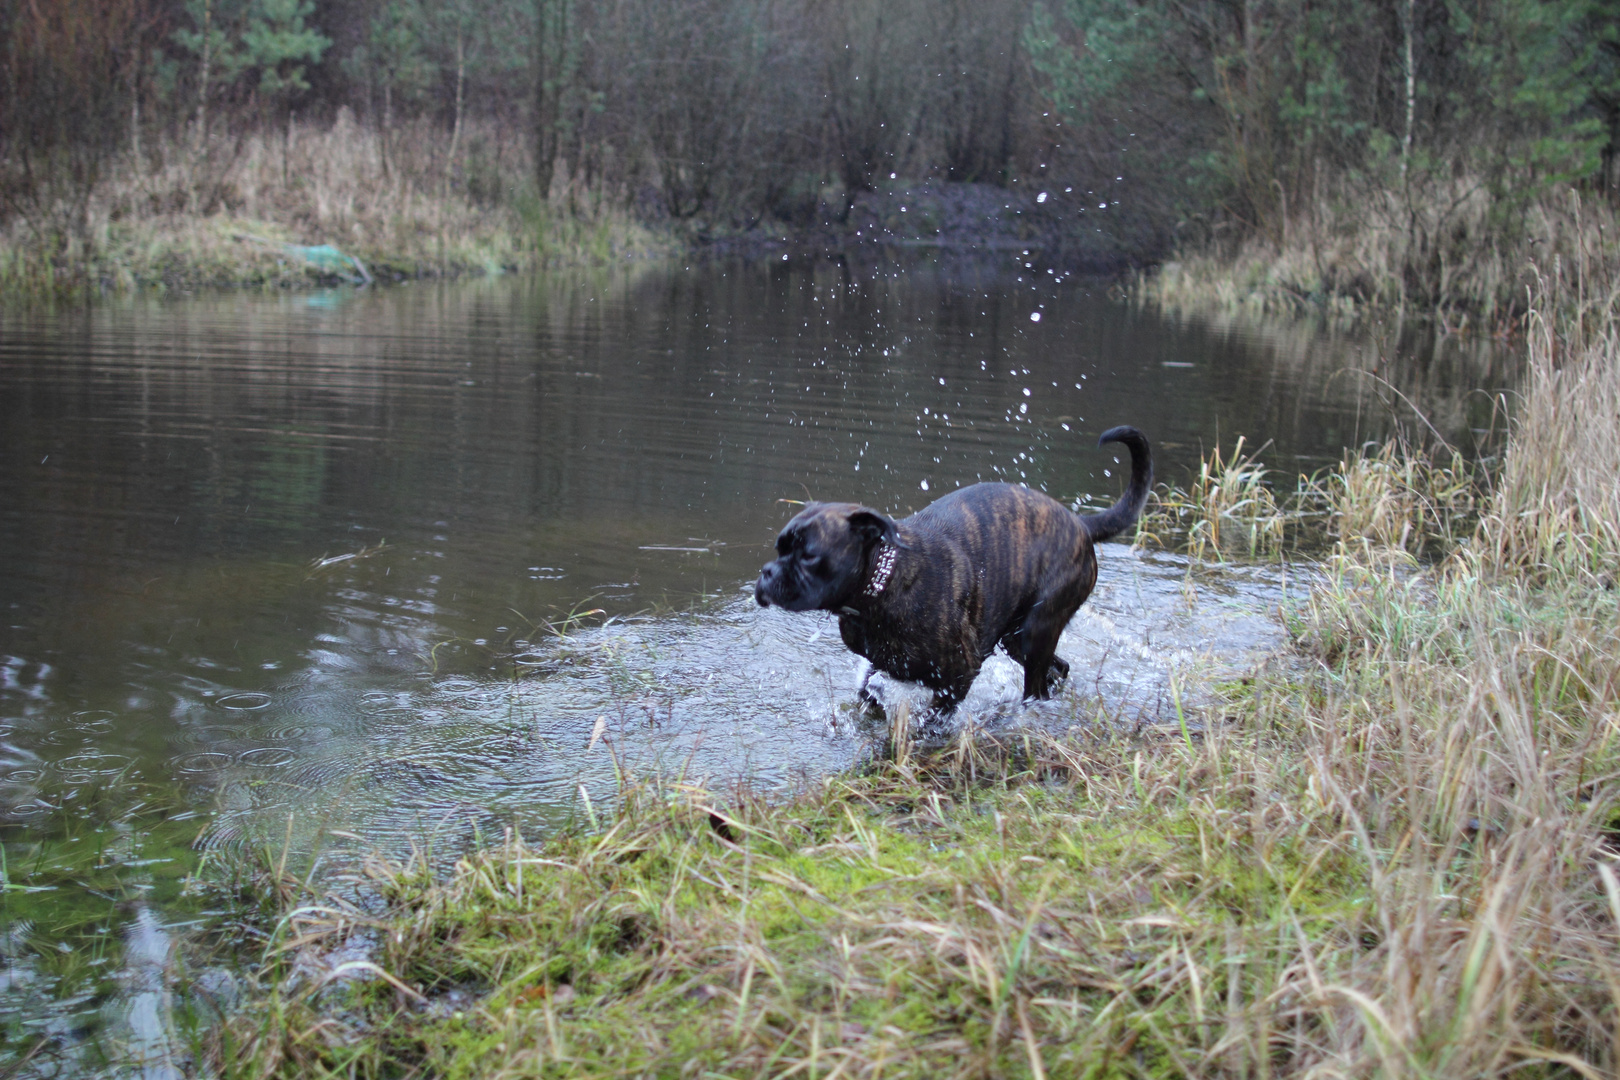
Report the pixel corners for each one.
[0,255,1513,1073]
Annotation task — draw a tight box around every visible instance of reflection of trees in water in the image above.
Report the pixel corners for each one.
[28,267,1519,587]
[3,267,1519,632]
[1155,304,1520,463]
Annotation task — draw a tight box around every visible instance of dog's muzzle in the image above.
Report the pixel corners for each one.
[754,561,781,606]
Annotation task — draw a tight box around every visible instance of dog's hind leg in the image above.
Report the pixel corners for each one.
[1003,612,1072,700]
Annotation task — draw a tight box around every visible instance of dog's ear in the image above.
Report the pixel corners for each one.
[848,508,905,549]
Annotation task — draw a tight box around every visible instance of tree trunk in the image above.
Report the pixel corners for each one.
[382,82,393,180]
[446,32,465,196]
[535,0,556,200]
[1242,0,1256,160]
[1400,0,1415,180]
[195,0,212,150]
[189,0,213,212]
[131,60,143,182]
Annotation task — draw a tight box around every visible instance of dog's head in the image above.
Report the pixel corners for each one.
[755,502,902,611]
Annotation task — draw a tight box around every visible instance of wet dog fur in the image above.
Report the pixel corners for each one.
[754,426,1153,713]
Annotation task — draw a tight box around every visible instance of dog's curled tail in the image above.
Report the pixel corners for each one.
[1082,425,1153,544]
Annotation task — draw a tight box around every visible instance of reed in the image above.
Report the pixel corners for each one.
[1319,439,1481,561]
[1139,433,1479,563]
[1475,273,1620,586]
[1140,435,1292,559]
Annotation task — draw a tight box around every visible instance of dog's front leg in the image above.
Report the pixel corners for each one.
[854,659,882,713]
[927,670,978,715]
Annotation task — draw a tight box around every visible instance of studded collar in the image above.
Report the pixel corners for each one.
[863,542,899,598]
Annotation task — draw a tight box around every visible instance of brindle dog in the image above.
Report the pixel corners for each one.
[755,426,1152,713]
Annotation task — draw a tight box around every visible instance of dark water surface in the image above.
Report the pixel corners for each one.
[0,257,1513,1072]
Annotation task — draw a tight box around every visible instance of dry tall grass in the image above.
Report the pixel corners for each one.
[1324,440,1479,560]
[216,646,1620,1079]
[0,113,670,294]
[1477,266,1620,585]
[1144,184,1619,326]
[1139,436,1292,559]
[1138,435,1478,562]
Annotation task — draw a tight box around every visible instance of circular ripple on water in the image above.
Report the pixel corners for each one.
[195,809,253,851]
[216,692,274,711]
[280,757,362,790]
[53,752,135,783]
[259,724,306,741]
[68,710,118,733]
[171,723,253,748]
[237,746,296,767]
[432,677,486,698]
[3,768,42,783]
[265,723,335,743]
[175,751,234,775]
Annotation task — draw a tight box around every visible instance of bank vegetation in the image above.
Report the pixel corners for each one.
[2,0,1617,310]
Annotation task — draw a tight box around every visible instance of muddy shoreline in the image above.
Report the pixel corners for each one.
[4,180,1162,299]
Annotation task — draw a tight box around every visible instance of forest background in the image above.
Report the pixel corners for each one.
[2,0,1618,316]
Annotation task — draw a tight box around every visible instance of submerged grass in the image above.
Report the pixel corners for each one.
[212,275,1620,1078]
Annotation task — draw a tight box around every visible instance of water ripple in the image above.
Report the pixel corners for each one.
[175,550,1298,863]
[216,692,274,711]
[236,747,296,768]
